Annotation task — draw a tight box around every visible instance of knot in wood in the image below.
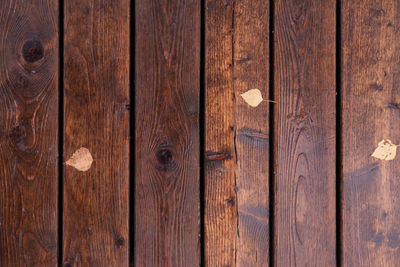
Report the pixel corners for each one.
[156,149,173,165]
[115,236,125,248]
[22,40,44,63]
[9,123,27,148]
[63,258,74,267]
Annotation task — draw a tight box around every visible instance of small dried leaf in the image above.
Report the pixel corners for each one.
[240,89,264,107]
[371,139,397,161]
[66,147,93,171]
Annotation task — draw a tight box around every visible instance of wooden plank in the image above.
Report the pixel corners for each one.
[134,0,200,266]
[205,0,270,266]
[0,0,59,265]
[63,0,130,265]
[342,1,400,265]
[274,0,336,266]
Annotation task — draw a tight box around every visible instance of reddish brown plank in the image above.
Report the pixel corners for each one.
[274,0,336,266]
[63,0,130,265]
[342,1,400,265]
[134,0,200,266]
[205,0,270,266]
[0,0,59,265]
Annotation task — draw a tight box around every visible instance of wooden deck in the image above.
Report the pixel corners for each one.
[0,0,399,266]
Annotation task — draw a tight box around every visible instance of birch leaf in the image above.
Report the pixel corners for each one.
[240,89,263,107]
[66,147,93,171]
[371,139,397,161]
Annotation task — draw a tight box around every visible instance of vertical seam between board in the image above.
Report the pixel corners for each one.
[58,0,64,264]
[336,0,342,266]
[129,0,135,265]
[269,0,275,266]
[200,0,205,266]
[230,1,240,265]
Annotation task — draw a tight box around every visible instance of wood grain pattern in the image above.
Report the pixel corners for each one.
[63,0,130,265]
[205,0,269,266]
[0,0,59,265]
[342,1,400,265]
[135,0,200,266]
[274,0,336,266]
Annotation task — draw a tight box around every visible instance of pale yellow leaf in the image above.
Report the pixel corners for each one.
[371,139,397,161]
[66,147,93,171]
[240,89,263,107]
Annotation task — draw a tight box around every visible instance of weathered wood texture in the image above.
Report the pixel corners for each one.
[274,0,336,266]
[342,1,400,265]
[0,0,59,265]
[135,0,200,266]
[205,0,270,266]
[63,0,130,265]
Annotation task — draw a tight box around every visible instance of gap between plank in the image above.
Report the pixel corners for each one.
[200,0,206,265]
[58,0,65,264]
[336,0,342,266]
[268,0,275,266]
[129,0,136,264]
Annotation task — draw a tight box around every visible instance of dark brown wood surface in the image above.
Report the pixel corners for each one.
[4,1,400,266]
[274,0,336,266]
[63,0,130,266]
[342,0,400,265]
[205,0,270,266]
[0,0,59,265]
[134,0,201,266]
